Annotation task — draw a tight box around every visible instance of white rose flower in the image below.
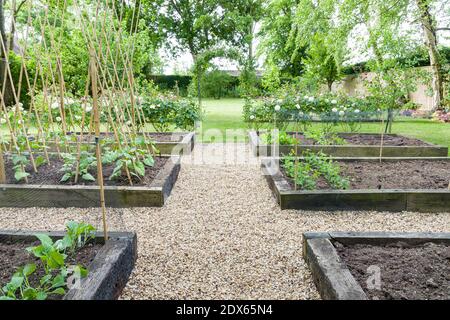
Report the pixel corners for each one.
[354,109,360,113]
[332,107,338,113]
[339,110,345,116]
[249,115,255,120]
[0,118,6,124]
[56,116,62,122]
[85,106,92,113]
[75,115,82,121]
[150,105,156,109]
[331,99,337,104]
[51,102,59,110]
[274,105,281,112]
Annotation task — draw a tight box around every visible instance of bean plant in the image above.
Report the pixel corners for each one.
[0,221,95,300]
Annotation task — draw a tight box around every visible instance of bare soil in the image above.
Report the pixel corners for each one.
[0,239,101,300]
[340,133,431,146]
[269,132,432,146]
[4,156,168,186]
[281,160,450,190]
[334,241,450,300]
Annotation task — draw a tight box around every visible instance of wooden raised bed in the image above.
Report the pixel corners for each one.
[249,130,448,157]
[0,230,137,300]
[0,155,181,208]
[28,132,195,156]
[262,157,450,212]
[303,231,450,300]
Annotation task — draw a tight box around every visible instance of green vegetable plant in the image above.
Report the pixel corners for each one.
[0,221,94,300]
[11,154,30,181]
[60,152,97,183]
[304,127,346,146]
[103,146,155,182]
[261,131,299,145]
[282,151,349,190]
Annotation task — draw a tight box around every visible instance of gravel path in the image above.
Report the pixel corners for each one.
[0,143,448,299]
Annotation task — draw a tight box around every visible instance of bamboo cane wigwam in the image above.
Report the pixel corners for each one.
[0,0,158,235]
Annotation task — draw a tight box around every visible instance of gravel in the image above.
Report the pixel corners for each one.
[0,143,448,300]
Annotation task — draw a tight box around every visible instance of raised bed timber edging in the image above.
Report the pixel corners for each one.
[302,231,450,300]
[0,155,181,208]
[249,130,448,157]
[41,132,195,156]
[153,131,195,155]
[261,157,450,212]
[0,230,137,300]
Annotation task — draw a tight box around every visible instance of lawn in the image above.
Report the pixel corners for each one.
[199,98,248,142]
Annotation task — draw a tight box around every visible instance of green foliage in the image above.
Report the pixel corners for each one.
[103,146,155,182]
[60,152,97,183]
[140,95,202,132]
[55,221,96,255]
[11,154,30,182]
[302,34,342,91]
[304,128,346,146]
[243,92,381,131]
[261,131,299,145]
[0,221,94,300]
[282,151,349,190]
[195,69,237,99]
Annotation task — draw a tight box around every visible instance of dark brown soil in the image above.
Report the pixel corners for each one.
[334,241,450,300]
[271,132,431,146]
[4,156,168,186]
[0,239,101,300]
[281,160,450,190]
[50,132,185,143]
[340,134,431,146]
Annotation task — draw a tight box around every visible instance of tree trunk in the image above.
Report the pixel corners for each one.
[416,0,442,112]
[327,80,333,92]
[193,55,202,108]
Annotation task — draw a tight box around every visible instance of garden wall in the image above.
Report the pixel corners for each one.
[333,66,437,111]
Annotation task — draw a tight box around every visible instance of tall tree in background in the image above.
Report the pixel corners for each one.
[259,0,306,83]
[221,0,264,96]
[156,0,227,106]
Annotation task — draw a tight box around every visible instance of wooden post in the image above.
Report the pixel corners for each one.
[0,146,5,184]
[90,48,108,241]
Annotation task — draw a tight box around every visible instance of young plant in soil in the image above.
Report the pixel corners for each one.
[262,131,299,145]
[304,127,346,146]
[283,151,350,190]
[0,221,95,300]
[103,145,155,183]
[60,152,97,183]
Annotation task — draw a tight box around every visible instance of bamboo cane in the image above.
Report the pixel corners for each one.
[90,48,108,241]
[0,145,5,184]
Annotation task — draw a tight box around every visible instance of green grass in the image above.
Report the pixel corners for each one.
[199,98,248,142]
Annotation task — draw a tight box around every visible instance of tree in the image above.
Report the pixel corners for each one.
[220,0,264,96]
[156,0,228,107]
[302,34,341,91]
[259,0,306,80]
